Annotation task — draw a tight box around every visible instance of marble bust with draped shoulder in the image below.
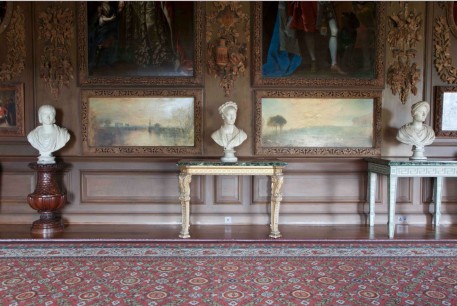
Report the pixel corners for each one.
[27,105,70,164]
[396,101,435,160]
[211,101,247,162]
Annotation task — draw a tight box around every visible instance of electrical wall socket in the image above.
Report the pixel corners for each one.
[397,215,407,223]
[225,216,232,224]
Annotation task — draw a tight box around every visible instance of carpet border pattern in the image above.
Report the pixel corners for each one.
[1,241,456,258]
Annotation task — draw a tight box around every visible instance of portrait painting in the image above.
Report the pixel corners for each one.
[252,2,386,88]
[0,83,24,137]
[78,1,203,86]
[81,89,202,155]
[254,90,382,156]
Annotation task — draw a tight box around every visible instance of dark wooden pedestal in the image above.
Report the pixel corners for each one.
[27,162,67,237]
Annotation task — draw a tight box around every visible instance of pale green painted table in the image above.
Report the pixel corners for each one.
[365,157,457,238]
[177,160,287,239]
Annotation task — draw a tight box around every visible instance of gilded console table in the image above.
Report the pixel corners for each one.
[365,157,457,238]
[177,160,287,239]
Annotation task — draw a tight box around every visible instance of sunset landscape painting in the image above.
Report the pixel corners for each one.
[261,98,374,148]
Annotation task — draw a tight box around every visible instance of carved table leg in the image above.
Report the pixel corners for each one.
[178,172,192,238]
[269,171,284,238]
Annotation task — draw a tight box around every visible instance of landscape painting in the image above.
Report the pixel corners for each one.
[434,86,457,137]
[81,89,202,156]
[254,90,382,156]
[89,98,194,147]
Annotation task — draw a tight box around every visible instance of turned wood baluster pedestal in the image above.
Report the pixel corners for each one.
[27,162,67,237]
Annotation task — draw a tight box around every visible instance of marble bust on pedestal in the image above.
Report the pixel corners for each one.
[27,105,70,164]
[211,101,247,162]
[396,101,435,160]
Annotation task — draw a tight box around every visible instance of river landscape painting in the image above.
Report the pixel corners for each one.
[88,97,194,147]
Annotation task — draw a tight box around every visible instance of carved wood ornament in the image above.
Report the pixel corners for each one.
[0,4,25,82]
[38,4,74,99]
[434,9,457,84]
[386,2,422,104]
[206,2,249,97]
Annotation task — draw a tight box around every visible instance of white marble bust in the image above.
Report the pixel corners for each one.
[27,105,70,164]
[211,101,247,162]
[396,101,435,160]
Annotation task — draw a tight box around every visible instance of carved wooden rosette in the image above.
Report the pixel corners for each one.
[27,163,67,237]
[206,2,249,97]
[38,4,74,99]
[0,5,25,82]
[386,2,422,104]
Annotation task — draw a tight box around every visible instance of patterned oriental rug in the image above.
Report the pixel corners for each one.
[1,241,457,305]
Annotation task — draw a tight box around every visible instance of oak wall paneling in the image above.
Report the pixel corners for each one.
[0,2,456,226]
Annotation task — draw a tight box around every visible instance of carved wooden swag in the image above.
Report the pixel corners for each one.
[206,2,249,97]
[386,2,422,104]
[38,4,74,99]
[434,2,457,84]
[0,4,25,82]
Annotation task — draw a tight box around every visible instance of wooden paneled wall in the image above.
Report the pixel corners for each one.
[1,2,457,226]
[1,157,456,225]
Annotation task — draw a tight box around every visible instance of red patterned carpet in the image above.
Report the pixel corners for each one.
[1,241,457,305]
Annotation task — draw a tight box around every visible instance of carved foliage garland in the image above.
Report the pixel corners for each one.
[0,5,25,82]
[434,16,457,84]
[206,2,249,97]
[38,4,74,99]
[386,2,422,104]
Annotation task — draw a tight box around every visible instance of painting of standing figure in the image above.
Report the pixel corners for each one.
[78,1,203,85]
[253,2,385,88]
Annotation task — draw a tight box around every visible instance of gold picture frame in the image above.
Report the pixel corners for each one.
[254,89,382,157]
[81,88,203,156]
[0,83,24,137]
[252,2,386,88]
[434,86,457,137]
[77,2,204,86]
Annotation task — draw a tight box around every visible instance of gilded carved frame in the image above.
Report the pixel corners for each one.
[254,90,382,157]
[0,83,25,137]
[434,86,457,138]
[81,88,203,156]
[77,2,204,86]
[252,2,386,88]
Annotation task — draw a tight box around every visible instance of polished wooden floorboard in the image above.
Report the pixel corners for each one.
[0,224,456,241]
